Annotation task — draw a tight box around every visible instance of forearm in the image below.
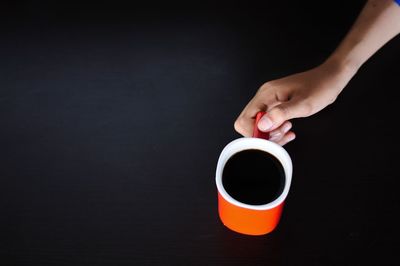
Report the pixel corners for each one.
[326,0,400,73]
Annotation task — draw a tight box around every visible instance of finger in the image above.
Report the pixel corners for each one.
[268,121,292,140]
[276,131,296,146]
[234,100,265,137]
[235,86,280,137]
[258,98,312,132]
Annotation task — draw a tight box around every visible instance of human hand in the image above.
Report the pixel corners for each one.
[234,60,357,145]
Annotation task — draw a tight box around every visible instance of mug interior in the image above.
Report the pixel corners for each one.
[216,138,292,211]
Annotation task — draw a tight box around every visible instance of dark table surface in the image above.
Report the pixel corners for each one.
[1,1,400,265]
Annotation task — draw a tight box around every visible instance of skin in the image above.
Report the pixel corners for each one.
[234,0,400,145]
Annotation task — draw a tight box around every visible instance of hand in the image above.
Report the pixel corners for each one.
[234,59,357,145]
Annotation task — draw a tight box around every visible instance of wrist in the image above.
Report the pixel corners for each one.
[324,51,361,75]
[322,54,360,81]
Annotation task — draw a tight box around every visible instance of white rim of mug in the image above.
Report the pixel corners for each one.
[215,137,293,211]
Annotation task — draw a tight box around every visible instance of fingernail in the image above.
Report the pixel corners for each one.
[287,134,296,142]
[258,116,273,131]
[269,135,280,142]
[269,130,281,138]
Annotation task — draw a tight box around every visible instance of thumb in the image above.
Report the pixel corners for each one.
[258,99,312,131]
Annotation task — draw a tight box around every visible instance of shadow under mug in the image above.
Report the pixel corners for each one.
[215,112,293,235]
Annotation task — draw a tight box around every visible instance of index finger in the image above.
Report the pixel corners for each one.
[234,86,280,137]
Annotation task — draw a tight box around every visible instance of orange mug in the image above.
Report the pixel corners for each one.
[215,112,293,235]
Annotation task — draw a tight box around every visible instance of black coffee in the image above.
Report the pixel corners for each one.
[222,149,285,205]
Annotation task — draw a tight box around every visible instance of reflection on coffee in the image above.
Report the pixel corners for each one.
[222,149,285,205]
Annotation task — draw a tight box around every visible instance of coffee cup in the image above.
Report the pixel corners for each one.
[215,112,293,235]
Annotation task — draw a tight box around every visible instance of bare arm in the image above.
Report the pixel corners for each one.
[330,0,400,71]
[234,0,400,145]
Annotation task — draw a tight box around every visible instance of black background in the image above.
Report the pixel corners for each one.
[1,1,400,265]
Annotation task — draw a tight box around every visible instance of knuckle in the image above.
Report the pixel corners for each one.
[301,101,315,117]
[328,95,338,105]
[234,117,252,137]
[234,118,244,133]
[273,106,288,121]
[258,82,274,94]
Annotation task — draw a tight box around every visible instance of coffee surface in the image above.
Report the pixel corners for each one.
[222,149,285,205]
